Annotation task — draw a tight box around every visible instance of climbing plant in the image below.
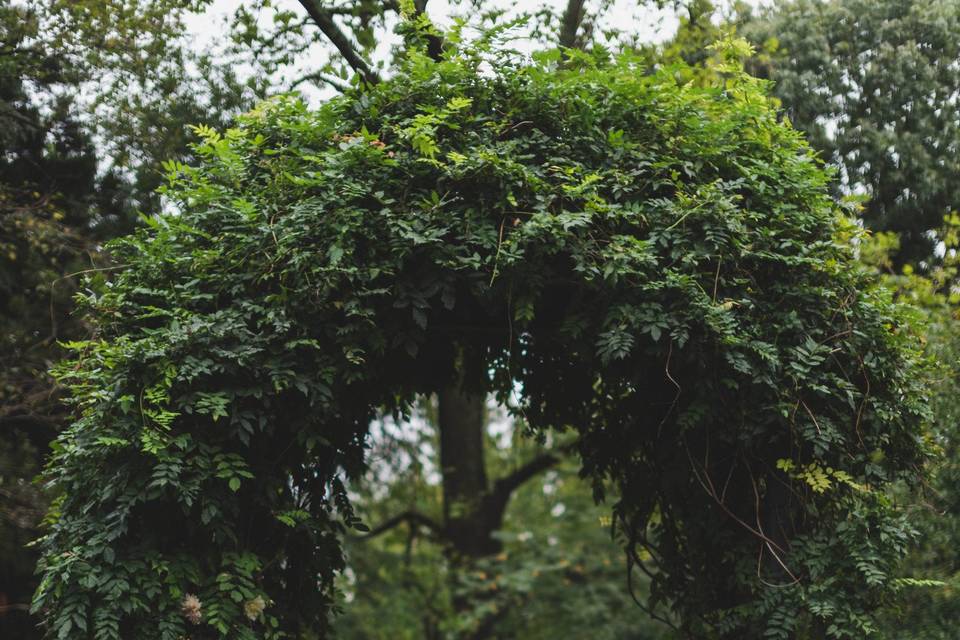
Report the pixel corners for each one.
[34,31,932,640]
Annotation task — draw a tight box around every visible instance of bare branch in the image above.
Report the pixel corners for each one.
[357,509,441,539]
[492,451,561,501]
[0,100,41,129]
[0,603,31,614]
[255,16,312,57]
[0,414,59,440]
[558,0,586,49]
[290,71,351,93]
[297,0,380,85]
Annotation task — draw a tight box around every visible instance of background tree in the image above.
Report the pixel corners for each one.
[0,2,134,632]
[336,400,675,639]
[740,0,960,267]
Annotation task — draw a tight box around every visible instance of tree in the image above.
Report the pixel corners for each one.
[21,0,670,620]
[335,400,674,639]
[33,20,931,638]
[39,0,263,214]
[740,0,960,267]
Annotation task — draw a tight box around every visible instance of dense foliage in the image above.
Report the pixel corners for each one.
[33,30,932,639]
[2,5,258,631]
[726,1,960,632]
[860,226,960,639]
[742,0,960,266]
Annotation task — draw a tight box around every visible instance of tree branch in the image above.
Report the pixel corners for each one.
[0,100,41,129]
[559,0,587,49]
[357,509,442,540]
[491,450,562,504]
[255,16,312,57]
[290,71,352,93]
[297,0,380,85]
[406,0,444,61]
[0,414,59,442]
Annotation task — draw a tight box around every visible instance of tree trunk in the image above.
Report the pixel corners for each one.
[432,358,562,639]
[438,385,497,559]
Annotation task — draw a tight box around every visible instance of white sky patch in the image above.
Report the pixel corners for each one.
[182,0,767,107]
[184,0,687,104]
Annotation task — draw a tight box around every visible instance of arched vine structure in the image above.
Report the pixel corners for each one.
[35,40,931,640]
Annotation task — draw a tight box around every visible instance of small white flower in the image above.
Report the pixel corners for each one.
[181,594,202,625]
[244,595,267,621]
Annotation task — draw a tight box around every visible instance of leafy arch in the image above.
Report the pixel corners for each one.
[36,40,930,640]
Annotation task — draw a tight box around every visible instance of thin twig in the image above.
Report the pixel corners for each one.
[489,217,507,287]
[49,264,130,340]
[657,339,682,437]
[712,255,722,302]
[800,400,822,436]
[683,440,789,556]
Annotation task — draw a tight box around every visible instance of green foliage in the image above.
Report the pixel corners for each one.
[858,218,960,638]
[39,0,262,214]
[334,402,673,639]
[36,30,931,639]
[0,3,135,634]
[742,0,960,266]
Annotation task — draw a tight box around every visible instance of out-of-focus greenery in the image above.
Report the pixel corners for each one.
[0,2,127,633]
[38,0,263,213]
[858,222,960,638]
[335,404,674,639]
[741,0,960,267]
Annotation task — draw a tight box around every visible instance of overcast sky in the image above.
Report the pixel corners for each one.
[187,0,684,49]
[183,0,721,102]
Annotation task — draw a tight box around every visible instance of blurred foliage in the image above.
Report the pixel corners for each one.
[39,0,262,213]
[740,0,960,266]
[0,2,130,634]
[859,219,960,638]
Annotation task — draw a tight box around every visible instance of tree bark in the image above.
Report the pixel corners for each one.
[438,384,493,559]
[297,0,381,85]
[559,0,586,49]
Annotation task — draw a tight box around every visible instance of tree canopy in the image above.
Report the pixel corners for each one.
[33,30,932,639]
[743,0,960,266]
